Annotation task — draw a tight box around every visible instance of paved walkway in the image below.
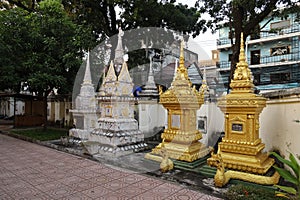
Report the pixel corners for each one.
[0,134,223,200]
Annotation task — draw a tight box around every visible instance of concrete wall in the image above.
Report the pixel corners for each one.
[198,102,224,147]
[0,97,25,117]
[47,99,73,127]
[138,100,166,138]
[260,96,300,158]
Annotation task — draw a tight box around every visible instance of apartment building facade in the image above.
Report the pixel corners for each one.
[217,12,300,91]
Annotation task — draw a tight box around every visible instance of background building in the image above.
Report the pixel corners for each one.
[217,11,300,92]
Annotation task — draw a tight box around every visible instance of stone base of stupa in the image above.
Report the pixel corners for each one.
[207,142,275,174]
[150,141,210,162]
[69,128,89,140]
[82,141,148,157]
[81,118,147,157]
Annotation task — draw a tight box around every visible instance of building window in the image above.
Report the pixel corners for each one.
[251,50,260,65]
[270,72,290,83]
[271,46,290,56]
[213,52,218,60]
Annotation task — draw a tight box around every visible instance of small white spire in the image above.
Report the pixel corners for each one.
[83,51,92,85]
[114,27,124,66]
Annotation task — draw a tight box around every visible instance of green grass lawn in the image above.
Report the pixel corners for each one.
[11,128,68,141]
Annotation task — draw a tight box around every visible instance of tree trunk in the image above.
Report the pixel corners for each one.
[227,2,244,93]
[43,95,47,130]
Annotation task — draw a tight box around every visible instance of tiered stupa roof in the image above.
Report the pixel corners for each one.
[160,40,204,108]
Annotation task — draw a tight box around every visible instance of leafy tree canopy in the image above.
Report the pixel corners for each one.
[61,0,203,39]
[3,0,207,88]
[0,0,87,96]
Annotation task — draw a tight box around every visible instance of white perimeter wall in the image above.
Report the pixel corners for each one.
[260,97,300,158]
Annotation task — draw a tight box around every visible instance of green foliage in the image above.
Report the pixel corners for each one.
[2,0,204,95]
[12,128,68,141]
[2,0,40,12]
[62,0,203,41]
[0,0,86,96]
[0,8,32,92]
[270,152,300,199]
[225,184,285,200]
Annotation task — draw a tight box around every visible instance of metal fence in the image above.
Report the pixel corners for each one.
[219,51,300,69]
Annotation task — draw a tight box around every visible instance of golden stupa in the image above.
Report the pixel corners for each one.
[208,33,274,174]
[149,40,209,162]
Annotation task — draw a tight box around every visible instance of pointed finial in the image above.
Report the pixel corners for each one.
[118,61,133,83]
[105,60,117,82]
[179,39,185,67]
[200,67,209,96]
[83,51,92,85]
[114,27,124,66]
[172,39,190,84]
[232,32,251,81]
[159,85,163,95]
[239,32,246,63]
[230,32,254,91]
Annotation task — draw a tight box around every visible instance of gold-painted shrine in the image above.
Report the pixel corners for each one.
[208,33,274,174]
[149,41,209,162]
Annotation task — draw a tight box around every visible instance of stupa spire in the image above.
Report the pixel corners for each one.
[118,61,132,83]
[114,27,124,67]
[199,67,209,97]
[83,52,92,85]
[148,56,155,83]
[173,40,191,86]
[239,33,246,63]
[108,61,117,81]
[139,52,159,98]
[230,33,254,91]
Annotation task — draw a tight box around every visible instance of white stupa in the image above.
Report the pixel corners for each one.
[69,52,98,140]
[85,28,146,156]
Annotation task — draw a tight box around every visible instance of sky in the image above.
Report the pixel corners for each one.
[177,0,218,59]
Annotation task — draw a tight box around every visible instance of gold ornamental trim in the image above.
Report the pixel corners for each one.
[218,142,265,155]
[211,153,279,187]
[161,131,202,143]
[208,153,275,174]
[152,144,210,162]
[222,138,261,145]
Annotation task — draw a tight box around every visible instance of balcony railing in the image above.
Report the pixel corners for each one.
[217,24,300,46]
[219,51,300,69]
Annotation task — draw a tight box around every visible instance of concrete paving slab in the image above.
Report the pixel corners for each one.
[0,132,223,199]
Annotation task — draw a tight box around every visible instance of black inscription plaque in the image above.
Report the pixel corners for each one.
[232,123,243,132]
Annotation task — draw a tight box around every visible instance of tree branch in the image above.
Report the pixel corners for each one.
[244,0,277,35]
[6,0,34,12]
